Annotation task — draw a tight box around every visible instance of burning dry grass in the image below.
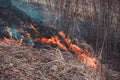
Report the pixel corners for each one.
[59,31,98,69]
[28,23,98,69]
[1,24,98,70]
[0,4,120,80]
[36,36,68,51]
[0,23,120,79]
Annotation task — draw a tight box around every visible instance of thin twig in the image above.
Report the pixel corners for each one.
[98,29,107,60]
[98,29,107,80]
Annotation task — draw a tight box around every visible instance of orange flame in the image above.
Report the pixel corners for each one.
[29,24,38,33]
[3,37,13,43]
[83,48,92,57]
[1,25,98,69]
[3,27,13,43]
[36,36,68,51]
[59,31,97,69]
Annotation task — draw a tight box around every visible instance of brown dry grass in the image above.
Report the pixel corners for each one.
[0,41,120,80]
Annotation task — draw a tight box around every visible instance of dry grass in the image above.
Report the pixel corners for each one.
[0,41,120,80]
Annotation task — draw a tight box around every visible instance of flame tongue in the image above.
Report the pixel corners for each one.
[29,24,39,33]
[36,36,67,51]
[59,31,97,69]
[3,37,14,43]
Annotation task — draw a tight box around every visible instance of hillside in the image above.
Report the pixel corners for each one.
[0,0,120,80]
[0,41,120,80]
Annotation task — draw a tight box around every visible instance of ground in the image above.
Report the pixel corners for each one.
[0,41,120,80]
[0,5,120,80]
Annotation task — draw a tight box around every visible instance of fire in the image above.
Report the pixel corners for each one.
[36,36,68,51]
[3,37,14,43]
[29,24,38,33]
[83,48,93,57]
[1,24,98,69]
[59,31,98,69]
[3,27,13,43]
[2,27,24,46]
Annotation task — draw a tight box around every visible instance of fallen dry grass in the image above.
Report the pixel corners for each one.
[0,41,120,80]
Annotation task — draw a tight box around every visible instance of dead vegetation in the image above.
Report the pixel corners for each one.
[0,0,120,80]
[0,41,120,80]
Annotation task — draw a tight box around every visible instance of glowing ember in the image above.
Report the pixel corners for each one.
[59,31,98,69]
[36,36,68,51]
